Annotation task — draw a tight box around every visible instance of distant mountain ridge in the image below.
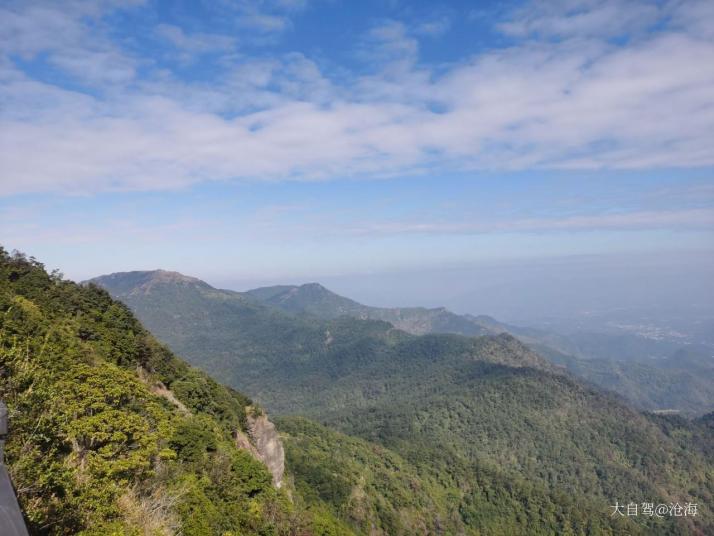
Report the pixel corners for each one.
[246,282,505,336]
[243,282,714,416]
[89,271,714,416]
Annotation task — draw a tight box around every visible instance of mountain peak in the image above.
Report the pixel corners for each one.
[145,269,204,284]
[246,281,363,318]
[89,269,211,296]
[300,282,327,290]
[297,282,333,295]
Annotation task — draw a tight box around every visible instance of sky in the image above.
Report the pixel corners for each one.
[1,0,713,321]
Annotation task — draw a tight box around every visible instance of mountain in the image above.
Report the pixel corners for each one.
[0,250,363,535]
[89,272,362,403]
[246,282,369,319]
[245,282,695,358]
[246,283,714,416]
[246,282,495,336]
[89,271,550,408]
[98,273,711,416]
[92,269,714,534]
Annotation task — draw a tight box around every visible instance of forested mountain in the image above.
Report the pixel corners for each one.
[246,283,705,363]
[247,282,714,416]
[95,272,714,416]
[246,282,496,336]
[0,250,359,535]
[92,270,714,534]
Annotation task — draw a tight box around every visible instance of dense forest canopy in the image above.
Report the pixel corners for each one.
[92,267,714,535]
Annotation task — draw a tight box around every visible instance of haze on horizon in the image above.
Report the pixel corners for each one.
[1,0,713,328]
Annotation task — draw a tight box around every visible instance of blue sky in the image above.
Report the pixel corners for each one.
[1,0,713,314]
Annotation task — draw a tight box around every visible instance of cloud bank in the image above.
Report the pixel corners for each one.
[1,0,713,195]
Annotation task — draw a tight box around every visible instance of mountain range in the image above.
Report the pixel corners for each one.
[1,252,712,534]
[87,268,714,535]
[92,271,714,417]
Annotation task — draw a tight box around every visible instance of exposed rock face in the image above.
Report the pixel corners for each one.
[239,410,285,488]
[234,430,261,459]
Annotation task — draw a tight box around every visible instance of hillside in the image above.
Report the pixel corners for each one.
[92,270,714,534]
[247,327,714,535]
[277,416,460,535]
[0,249,358,535]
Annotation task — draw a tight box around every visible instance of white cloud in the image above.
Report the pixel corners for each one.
[669,0,714,39]
[360,20,419,67]
[498,0,661,38]
[217,0,304,34]
[236,13,290,33]
[1,0,714,195]
[0,1,144,56]
[155,24,236,55]
[0,1,141,86]
[415,16,451,37]
[52,49,137,85]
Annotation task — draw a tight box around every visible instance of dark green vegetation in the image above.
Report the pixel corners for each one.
[0,249,355,535]
[277,417,456,535]
[94,271,714,534]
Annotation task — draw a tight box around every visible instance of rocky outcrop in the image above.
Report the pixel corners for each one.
[236,408,285,488]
